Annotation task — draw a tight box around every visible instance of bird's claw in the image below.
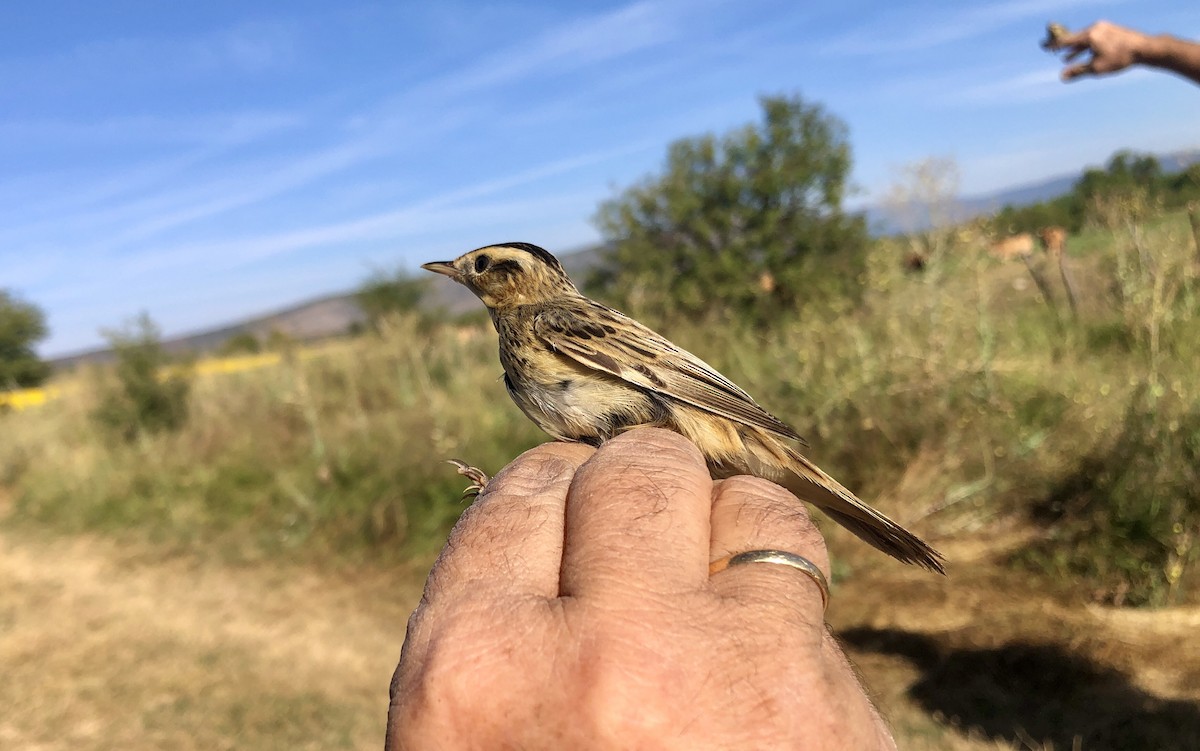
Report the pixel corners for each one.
[447,459,490,500]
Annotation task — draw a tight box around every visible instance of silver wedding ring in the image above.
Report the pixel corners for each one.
[709,549,830,612]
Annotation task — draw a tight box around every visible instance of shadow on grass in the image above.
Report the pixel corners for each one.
[842,627,1199,750]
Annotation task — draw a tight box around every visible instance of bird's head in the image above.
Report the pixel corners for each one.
[421,242,578,309]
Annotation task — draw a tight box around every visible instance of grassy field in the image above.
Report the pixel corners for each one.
[2,211,1199,748]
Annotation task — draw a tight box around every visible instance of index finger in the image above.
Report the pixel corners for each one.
[1054,30,1089,50]
[1062,60,1096,81]
[422,442,594,605]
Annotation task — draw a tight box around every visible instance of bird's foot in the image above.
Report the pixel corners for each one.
[447,459,490,500]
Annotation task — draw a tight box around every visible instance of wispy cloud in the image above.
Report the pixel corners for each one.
[4,0,692,270]
[0,110,299,149]
[201,20,300,73]
[120,142,649,275]
[102,138,389,249]
[820,0,1125,55]
[437,0,684,94]
[0,111,303,231]
[0,104,467,263]
[0,19,300,90]
[368,0,702,117]
[866,58,1153,111]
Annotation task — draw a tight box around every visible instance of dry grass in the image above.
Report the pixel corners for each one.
[0,501,427,750]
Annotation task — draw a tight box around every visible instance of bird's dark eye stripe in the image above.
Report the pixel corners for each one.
[474,254,491,273]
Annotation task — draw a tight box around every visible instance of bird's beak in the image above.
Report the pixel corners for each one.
[421,261,458,278]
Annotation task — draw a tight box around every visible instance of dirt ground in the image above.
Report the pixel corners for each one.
[830,533,1200,750]
[2,508,1198,750]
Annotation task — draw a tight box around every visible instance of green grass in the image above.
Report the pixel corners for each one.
[2,209,1198,603]
[2,317,545,564]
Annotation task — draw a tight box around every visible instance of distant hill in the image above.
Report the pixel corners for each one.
[51,294,367,369]
[51,244,608,369]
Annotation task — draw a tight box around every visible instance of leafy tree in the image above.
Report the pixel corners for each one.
[1167,163,1200,205]
[991,193,1085,235]
[0,290,51,389]
[356,268,429,331]
[1076,151,1162,207]
[93,313,191,440]
[1109,150,1162,185]
[985,149,1200,235]
[591,94,868,322]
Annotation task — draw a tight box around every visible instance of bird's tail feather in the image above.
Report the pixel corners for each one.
[779,449,945,574]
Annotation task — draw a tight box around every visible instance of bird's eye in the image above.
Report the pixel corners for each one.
[474,254,491,273]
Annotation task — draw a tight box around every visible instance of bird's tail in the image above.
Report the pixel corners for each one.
[778,447,945,574]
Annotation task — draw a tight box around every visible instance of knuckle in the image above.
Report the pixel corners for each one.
[723,475,807,511]
[719,475,818,529]
[711,476,831,569]
[607,426,705,466]
[498,444,590,487]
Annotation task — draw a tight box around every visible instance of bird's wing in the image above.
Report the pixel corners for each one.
[533,302,805,444]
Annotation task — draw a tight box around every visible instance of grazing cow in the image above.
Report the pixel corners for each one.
[989,233,1035,261]
[1038,226,1068,257]
[757,270,776,294]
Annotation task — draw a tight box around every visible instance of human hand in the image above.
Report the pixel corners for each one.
[386,428,896,750]
[1053,20,1148,81]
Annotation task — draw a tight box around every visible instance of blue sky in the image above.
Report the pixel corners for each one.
[4,1,1199,356]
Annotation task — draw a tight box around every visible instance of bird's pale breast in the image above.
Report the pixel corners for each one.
[495,312,664,444]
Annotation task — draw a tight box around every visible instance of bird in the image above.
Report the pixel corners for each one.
[422,242,945,573]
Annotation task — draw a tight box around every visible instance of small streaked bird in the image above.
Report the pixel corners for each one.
[423,243,944,572]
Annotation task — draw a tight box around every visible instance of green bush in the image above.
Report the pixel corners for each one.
[0,289,51,389]
[986,150,1200,237]
[591,94,867,323]
[356,268,429,331]
[219,332,262,355]
[92,313,192,441]
[1017,388,1200,606]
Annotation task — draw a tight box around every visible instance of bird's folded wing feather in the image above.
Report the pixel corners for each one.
[533,304,805,444]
